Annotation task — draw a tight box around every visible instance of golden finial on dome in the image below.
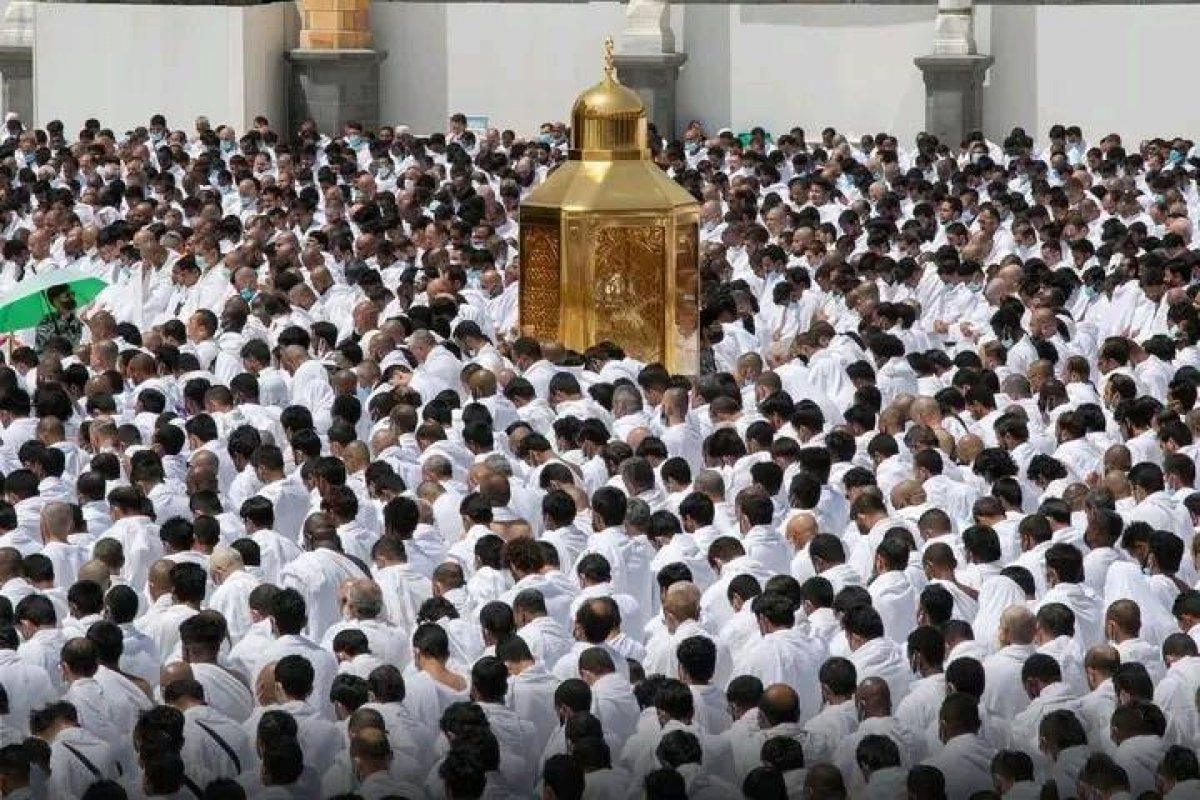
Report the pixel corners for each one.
[518,36,701,377]
[568,36,646,156]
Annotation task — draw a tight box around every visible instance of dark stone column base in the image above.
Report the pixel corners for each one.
[613,51,687,142]
[285,48,387,135]
[0,46,33,125]
[914,53,993,145]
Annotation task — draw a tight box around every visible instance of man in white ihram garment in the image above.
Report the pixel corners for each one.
[730,592,826,723]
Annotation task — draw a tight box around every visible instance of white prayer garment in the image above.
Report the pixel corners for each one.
[1,107,1199,800]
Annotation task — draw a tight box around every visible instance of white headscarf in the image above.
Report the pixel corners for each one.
[1104,560,1175,646]
[974,575,1028,653]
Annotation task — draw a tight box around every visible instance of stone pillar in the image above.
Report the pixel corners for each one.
[298,0,371,50]
[620,0,674,56]
[286,0,386,135]
[286,50,386,135]
[0,0,33,124]
[613,0,685,141]
[915,0,991,145]
[933,0,976,55]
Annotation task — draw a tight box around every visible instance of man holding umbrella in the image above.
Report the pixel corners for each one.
[34,284,82,354]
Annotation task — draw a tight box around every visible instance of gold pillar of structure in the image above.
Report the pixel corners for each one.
[519,39,700,374]
[299,0,372,50]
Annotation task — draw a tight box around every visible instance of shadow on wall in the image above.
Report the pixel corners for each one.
[681,4,933,138]
[716,3,932,141]
[678,4,731,134]
[982,3,1037,142]
[373,0,448,134]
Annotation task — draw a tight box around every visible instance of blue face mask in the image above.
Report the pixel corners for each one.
[347,135,363,149]
[239,287,256,302]
[221,141,235,153]
[538,133,553,145]
[196,255,208,271]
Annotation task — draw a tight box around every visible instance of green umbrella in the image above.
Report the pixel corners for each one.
[0,265,108,333]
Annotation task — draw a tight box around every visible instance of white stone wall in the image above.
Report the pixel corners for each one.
[29,2,1200,144]
[370,1,933,138]
[373,1,632,135]
[676,3,934,142]
[34,2,294,135]
[371,1,1200,143]
[984,4,1200,144]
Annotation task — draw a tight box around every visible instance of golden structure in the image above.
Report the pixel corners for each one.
[519,38,701,374]
[298,0,373,50]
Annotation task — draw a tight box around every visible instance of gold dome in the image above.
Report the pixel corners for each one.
[570,38,648,158]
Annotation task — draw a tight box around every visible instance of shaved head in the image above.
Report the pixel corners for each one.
[855,677,892,716]
[663,582,701,625]
[999,606,1036,646]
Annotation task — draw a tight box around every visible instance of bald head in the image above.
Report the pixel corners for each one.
[662,387,689,420]
[760,684,800,727]
[663,582,701,625]
[956,434,984,467]
[342,441,370,472]
[209,547,243,576]
[344,579,384,620]
[856,677,892,717]
[1106,599,1141,639]
[255,661,279,706]
[78,560,111,589]
[147,559,175,595]
[910,397,939,424]
[280,345,309,372]
[350,725,392,765]
[0,548,20,580]
[626,426,651,453]
[160,661,194,689]
[1084,644,1120,678]
[190,449,219,473]
[40,502,74,540]
[370,429,396,458]
[999,606,1036,646]
[890,479,926,510]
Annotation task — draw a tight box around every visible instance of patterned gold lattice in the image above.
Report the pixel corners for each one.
[592,224,665,363]
[519,224,561,340]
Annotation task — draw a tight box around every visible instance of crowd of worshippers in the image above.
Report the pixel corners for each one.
[0,110,1196,800]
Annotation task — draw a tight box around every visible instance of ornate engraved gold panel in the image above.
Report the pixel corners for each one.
[591,224,665,364]
[519,223,561,341]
